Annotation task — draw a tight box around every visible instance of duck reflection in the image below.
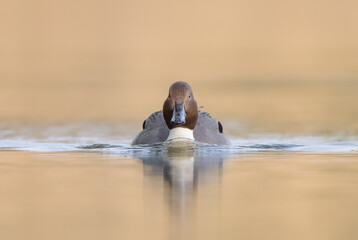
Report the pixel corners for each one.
[134,142,227,237]
[133,141,228,235]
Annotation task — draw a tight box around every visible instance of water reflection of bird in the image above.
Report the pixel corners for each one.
[135,143,225,207]
[132,81,230,145]
[133,143,227,238]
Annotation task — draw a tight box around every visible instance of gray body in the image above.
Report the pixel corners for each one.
[132,111,231,145]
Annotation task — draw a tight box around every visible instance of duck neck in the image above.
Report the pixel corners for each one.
[167,127,194,141]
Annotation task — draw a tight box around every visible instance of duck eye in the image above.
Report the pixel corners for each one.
[188,95,191,98]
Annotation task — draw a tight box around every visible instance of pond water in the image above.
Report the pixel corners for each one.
[1,122,358,240]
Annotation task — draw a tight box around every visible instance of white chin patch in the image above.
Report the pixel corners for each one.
[166,127,194,141]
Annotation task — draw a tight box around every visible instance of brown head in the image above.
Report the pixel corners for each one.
[163,81,199,130]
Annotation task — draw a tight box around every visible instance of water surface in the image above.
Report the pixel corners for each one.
[1,123,358,240]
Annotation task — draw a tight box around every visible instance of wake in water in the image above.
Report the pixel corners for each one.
[0,122,357,154]
[1,137,358,155]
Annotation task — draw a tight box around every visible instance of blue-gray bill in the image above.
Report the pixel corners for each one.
[171,103,186,125]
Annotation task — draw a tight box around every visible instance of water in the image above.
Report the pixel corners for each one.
[1,123,358,240]
[1,122,358,153]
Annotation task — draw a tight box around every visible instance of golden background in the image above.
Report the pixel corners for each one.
[1,0,358,132]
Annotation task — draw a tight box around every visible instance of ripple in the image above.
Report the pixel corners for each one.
[0,123,357,155]
[78,143,121,149]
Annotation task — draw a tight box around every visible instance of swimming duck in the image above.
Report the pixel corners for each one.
[132,81,231,145]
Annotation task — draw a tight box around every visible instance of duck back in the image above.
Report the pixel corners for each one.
[131,111,230,145]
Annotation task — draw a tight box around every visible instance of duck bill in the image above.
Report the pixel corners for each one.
[171,103,186,125]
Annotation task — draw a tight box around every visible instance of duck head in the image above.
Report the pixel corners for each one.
[163,81,198,130]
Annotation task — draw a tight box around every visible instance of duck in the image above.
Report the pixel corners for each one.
[131,81,231,145]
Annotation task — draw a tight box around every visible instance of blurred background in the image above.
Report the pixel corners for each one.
[1,0,358,134]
